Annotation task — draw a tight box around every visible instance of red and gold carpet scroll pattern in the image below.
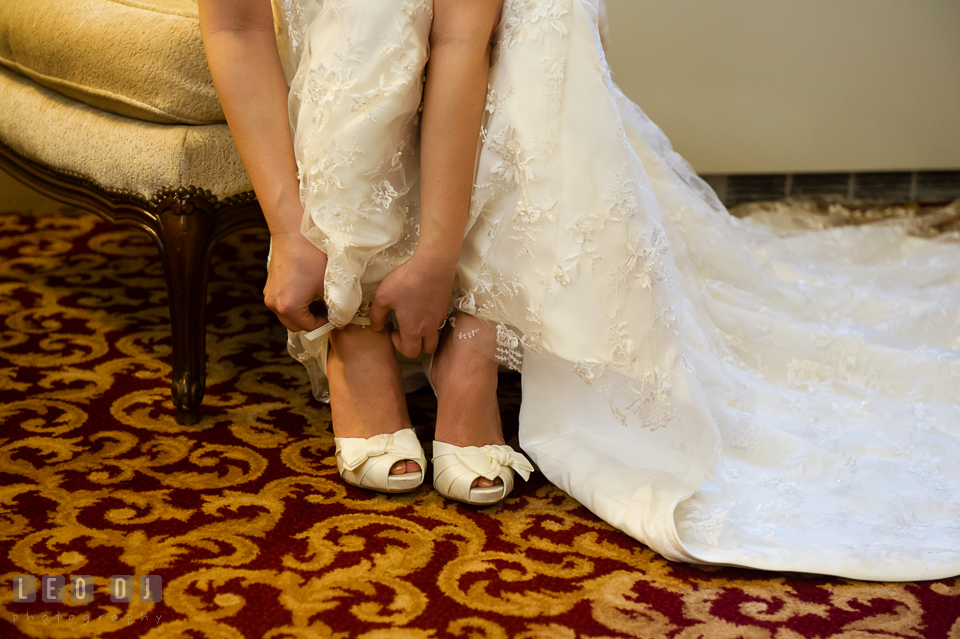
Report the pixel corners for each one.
[1,211,959,639]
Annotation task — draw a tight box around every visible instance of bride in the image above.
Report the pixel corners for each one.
[199,0,960,581]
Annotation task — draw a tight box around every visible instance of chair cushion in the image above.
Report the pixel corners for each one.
[0,66,249,199]
[0,0,223,125]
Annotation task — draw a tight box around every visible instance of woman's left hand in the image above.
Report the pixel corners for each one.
[370,253,457,358]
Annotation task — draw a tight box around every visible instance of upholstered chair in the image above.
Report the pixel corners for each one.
[0,0,265,425]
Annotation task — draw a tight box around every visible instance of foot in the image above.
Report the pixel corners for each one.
[327,324,420,475]
[431,313,505,488]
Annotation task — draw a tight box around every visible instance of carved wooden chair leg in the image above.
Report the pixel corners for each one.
[154,188,218,425]
[153,188,266,425]
[1,138,267,425]
[153,188,266,424]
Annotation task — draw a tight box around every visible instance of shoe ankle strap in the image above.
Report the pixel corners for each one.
[303,316,371,341]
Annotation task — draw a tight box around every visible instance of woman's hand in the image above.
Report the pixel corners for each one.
[370,253,457,358]
[201,0,320,331]
[264,232,329,333]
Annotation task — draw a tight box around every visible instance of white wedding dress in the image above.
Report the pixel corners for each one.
[271,0,960,581]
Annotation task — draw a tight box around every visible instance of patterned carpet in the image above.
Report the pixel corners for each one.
[2,209,959,638]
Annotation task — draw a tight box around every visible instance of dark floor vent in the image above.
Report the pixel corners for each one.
[724,174,788,207]
[791,173,851,198]
[703,170,960,207]
[916,171,960,202]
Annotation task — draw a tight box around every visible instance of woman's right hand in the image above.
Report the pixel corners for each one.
[263,231,329,333]
[200,0,325,333]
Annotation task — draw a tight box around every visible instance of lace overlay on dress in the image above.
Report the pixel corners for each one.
[274,0,960,580]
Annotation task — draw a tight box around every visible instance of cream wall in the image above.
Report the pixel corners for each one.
[604,0,960,174]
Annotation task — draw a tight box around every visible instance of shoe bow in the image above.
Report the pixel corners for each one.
[452,445,534,481]
[336,430,422,472]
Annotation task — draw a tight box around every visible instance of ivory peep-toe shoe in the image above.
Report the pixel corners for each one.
[432,441,533,506]
[422,332,534,506]
[335,429,427,493]
[302,319,428,494]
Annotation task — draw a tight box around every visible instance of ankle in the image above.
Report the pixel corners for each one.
[326,323,413,440]
[433,314,499,389]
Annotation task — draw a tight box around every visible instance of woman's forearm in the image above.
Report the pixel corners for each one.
[198,0,302,236]
[417,0,503,270]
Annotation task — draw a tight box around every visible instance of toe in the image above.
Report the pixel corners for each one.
[391,460,421,475]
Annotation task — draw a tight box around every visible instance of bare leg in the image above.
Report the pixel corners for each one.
[432,313,505,487]
[361,2,504,481]
[327,325,420,475]
[417,3,505,488]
